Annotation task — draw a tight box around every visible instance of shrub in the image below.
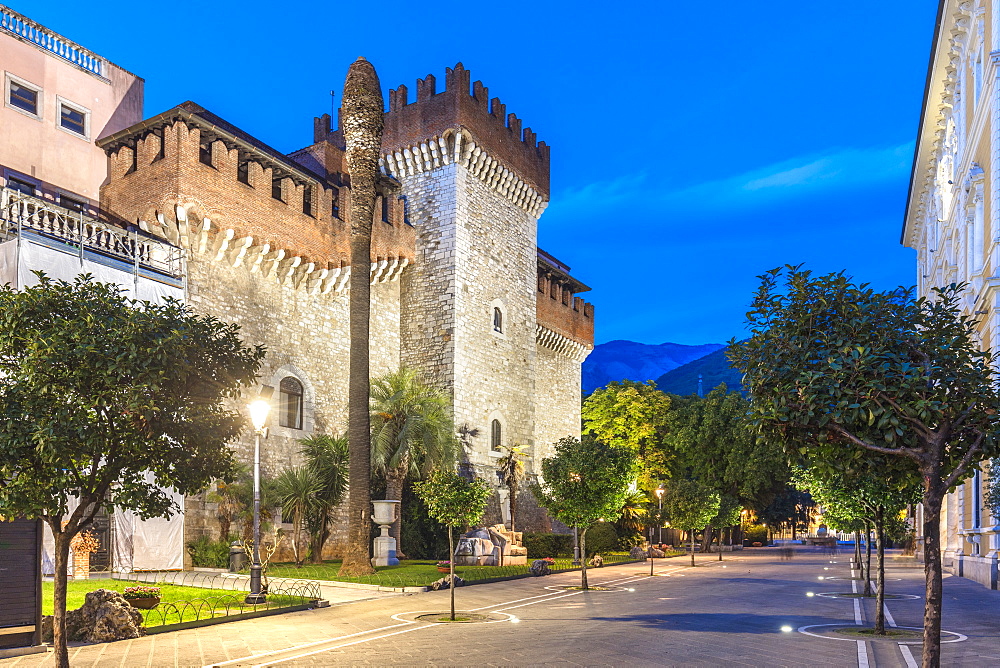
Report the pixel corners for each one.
[616,529,645,550]
[585,522,619,555]
[744,525,768,544]
[186,535,233,568]
[522,532,575,558]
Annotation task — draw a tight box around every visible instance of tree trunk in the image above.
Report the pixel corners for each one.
[719,528,724,561]
[310,508,331,564]
[580,528,589,590]
[690,530,695,567]
[699,526,714,553]
[51,527,71,668]
[854,531,861,568]
[385,469,406,558]
[874,506,885,634]
[792,521,797,541]
[448,526,456,621]
[339,57,383,577]
[864,523,873,597]
[921,485,945,668]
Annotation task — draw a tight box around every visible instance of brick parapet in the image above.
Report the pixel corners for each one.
[313,63,550,197]
[99,112,414,270]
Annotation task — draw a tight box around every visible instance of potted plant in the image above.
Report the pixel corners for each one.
[436,561,451,574]
[122,585,161,609]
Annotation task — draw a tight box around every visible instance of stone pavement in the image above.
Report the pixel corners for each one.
[4,547,1000,666]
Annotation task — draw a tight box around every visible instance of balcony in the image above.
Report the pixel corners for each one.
[0,5,106,79]
[0,188,183,285]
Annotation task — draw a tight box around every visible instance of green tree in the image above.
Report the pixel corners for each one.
[708,495,743,560]
[271,467,319,566]
[0,274,263,668]
[413,470,491,620]
[530,435,637,589]
[730,266,1000,667]
[370,368,457,556]
[496,444,528,532]
[660,478,720,567]
[299,434,349,563]
[582,380,671,481]
[340,57,384,577]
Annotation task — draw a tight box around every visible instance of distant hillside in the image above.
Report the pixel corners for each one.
[582,340,724,393]
[654,346,743,396]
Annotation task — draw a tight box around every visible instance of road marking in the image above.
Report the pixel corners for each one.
[207,623,416,667]
[899,644,918,668]
[857,640,870,668]
[253,624,434,667]
[851,577,862,625]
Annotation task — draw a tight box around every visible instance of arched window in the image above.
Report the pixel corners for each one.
[493,307,503,333]
[278,376,303,430]
[490,419,502,452]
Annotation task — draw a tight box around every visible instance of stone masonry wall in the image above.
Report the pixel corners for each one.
[181,248,402,560]
[533,344,586,464]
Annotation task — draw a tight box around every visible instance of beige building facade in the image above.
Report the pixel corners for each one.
[905,0,1000,589]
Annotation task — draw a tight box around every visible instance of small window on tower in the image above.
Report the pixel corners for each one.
[272,177,284,202]
[490,419,502,452]
[493,307,503,334]
[332,190,341,219]
[381,196,391,223]
[278,376,303,430]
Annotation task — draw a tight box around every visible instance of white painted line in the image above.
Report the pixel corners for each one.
[883,603,897,628]
[253,624,433,667]
[899,643,918,668]
[857,640,869,668]
[851,578,862,625]
[206,622,415,667]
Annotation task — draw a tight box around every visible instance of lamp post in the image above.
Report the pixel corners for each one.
[655,486,665,545]
[245,393,271,605]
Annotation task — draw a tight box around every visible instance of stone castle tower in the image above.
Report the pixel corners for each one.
[96,62,594,548]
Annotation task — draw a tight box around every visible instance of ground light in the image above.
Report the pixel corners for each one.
[806,592,815,597]
[781,626,793,633]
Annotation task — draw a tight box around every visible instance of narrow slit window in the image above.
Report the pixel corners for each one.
[278,377,303,430]
[493,307,503,333]
[381,196,390,223]
[272,177,284,201]
[332,190,340,219]
[152,133,165,162]
[491,419,502,452]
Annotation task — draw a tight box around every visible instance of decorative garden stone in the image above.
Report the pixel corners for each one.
[529,559,551,576]
[629,546,647,560]
[429,574,464,590]
[63,589,144,643]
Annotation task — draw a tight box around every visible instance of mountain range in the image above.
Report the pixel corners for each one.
[581,340,725,393]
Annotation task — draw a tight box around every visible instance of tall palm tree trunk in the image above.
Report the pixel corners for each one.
[339,57,383,577]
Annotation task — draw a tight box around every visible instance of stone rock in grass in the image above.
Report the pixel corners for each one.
[629,546,647,560]
[530,559,550,576]
[429,574,464,590]
[64,588,145,642]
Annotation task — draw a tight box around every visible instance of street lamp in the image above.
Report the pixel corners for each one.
[655,486,665,545]
[245,388,272,605]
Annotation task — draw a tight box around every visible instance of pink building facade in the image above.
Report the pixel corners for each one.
[0,4,143,213]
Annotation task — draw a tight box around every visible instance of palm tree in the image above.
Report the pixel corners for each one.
[340,57,384,577]
[299,434,349,563]
[616,489,650,534]
[272,467,320,566]
[370,368,457,557]
[496,444,528,532]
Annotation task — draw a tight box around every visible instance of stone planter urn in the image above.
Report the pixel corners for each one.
[127,597,160,610]
[371,500,400,567]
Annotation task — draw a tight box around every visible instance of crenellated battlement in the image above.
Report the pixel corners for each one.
[384,63,550,196]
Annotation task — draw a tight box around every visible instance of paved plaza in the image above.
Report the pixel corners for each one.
[4,547,1000,667]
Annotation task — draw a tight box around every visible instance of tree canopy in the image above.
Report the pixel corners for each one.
[0,274,264,667]
[729,266,1000,665]
[582,380,671,459]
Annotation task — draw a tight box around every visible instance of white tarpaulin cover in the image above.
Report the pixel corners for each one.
[8,238,188,572]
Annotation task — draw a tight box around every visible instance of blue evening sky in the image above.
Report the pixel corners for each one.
[13,1,938,345]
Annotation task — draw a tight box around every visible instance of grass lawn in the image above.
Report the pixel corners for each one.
[261,552,661,587]
[42,580,307,629]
